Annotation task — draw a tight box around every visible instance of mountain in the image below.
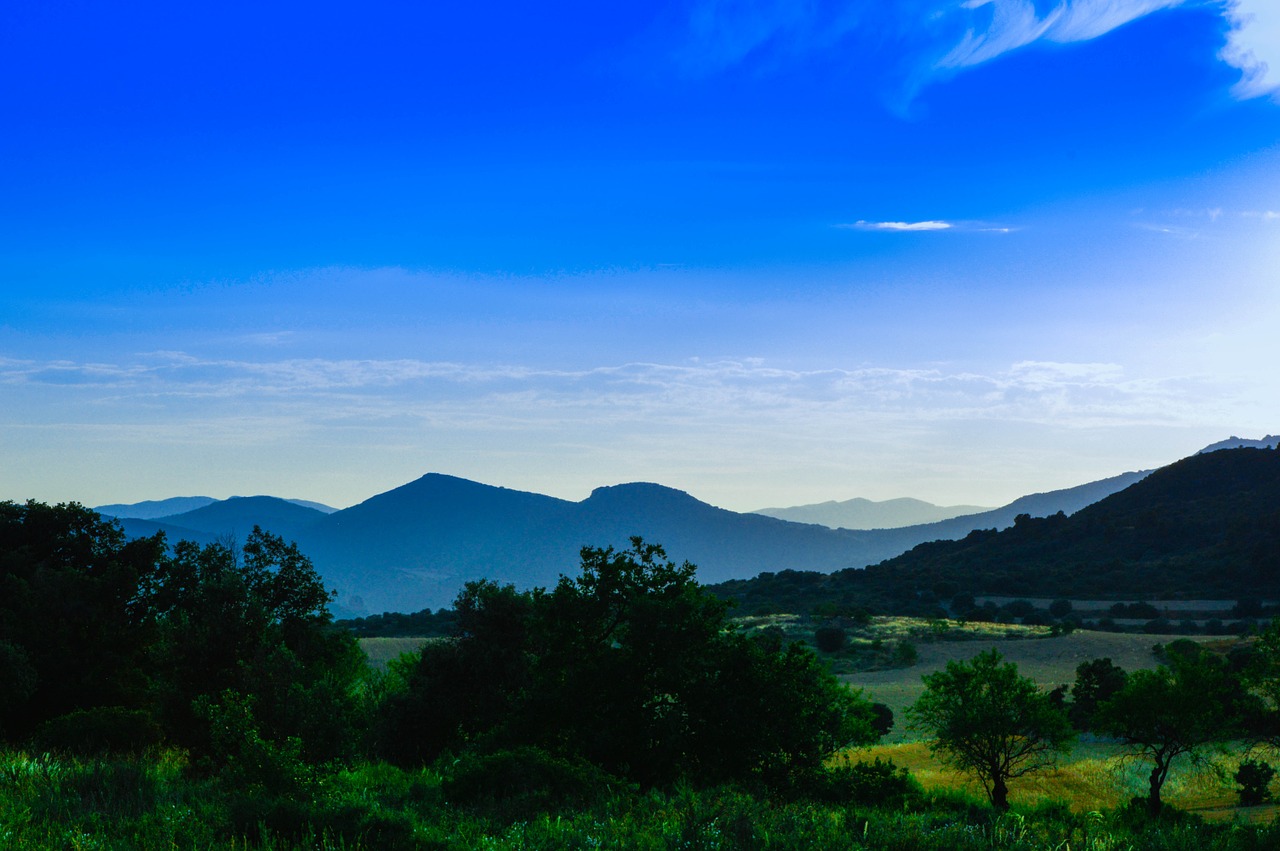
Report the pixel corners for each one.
[98,466,1158,616]
[95,496,218,519]
[97,495,335,519]
[294,475,892,615]
[753,497,993,530]
[155,496,329,541]
[711,447,1280,615]
[1200,434,1280,453]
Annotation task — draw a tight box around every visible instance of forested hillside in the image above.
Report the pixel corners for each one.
[712,448,1280,616]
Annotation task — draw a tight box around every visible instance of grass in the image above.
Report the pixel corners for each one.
[357,637,431,669]
[845,628,1224,735]
[844,740,1280,823]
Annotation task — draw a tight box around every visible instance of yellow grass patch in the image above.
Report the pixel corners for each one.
[841,741,1273,822]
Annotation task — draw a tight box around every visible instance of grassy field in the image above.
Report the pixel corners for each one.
[843,740,1280,824]
[843,626,1219,737]
[357,636,430,668]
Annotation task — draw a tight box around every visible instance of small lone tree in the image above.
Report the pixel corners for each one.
[1094,647,1239,817]
[908,649,1074,809]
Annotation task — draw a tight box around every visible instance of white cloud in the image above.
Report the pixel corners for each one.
[1222,0,1280,100]
[938,0,1186,70]
[842,219,954,230]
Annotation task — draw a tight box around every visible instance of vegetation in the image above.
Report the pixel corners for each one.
[907,650,1075,809]
[5,497,1280,847]
[710,447,1280,617]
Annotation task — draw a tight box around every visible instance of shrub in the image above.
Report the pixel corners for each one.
[441,746,621,821]
[817,757,919,807]
[34,707,163,755]
[814,626,847,653]
[1236,759,1275,805]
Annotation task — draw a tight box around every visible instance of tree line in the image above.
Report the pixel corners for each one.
[0,500,887,806]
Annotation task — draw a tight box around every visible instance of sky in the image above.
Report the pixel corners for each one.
[1,0,1278,513]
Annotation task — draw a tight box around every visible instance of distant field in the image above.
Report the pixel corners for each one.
[844,629,1220,741]
[358,636,430,668]
[844,740,1277,823]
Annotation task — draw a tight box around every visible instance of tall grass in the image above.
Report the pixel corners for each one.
[3,748,1279,850]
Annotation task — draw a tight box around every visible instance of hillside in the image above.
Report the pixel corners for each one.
[95,466,1158,615]
[156,495,329,540]
[712,448,1280,615]
[753,496,992,530]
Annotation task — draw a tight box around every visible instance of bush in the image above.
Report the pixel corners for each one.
[817,757,919,807]
[814,626,847,653]
[1237,759,1275,805]
[893,640,919,667]
[441,746,621,821]
[35,707,163,755]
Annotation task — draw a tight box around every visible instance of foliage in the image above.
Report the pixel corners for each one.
[146,528,367,763]
[1069,657,1128,731]
[1094,644,1243,817]
[1234,758,1275,806]
[0,500,166,737]
[34,706,162,755]
[378,538,882,792]
[908,649,1075,810]
[441,746,622,821]
[710,448,1280,615]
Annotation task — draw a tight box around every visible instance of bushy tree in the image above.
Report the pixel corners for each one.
[147,528,366,762]
[0,501,166,738]
[1068,657,1128,731]
[380,538,882,791]
[908,649,1074,810]
[1094,646,1241,816]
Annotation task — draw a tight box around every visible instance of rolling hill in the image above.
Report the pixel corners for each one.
[712,447,1280,615]
[752,496,993,530]
[92,463,1161,615]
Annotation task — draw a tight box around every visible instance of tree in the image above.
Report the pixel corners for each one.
[1068,657,1128,731]
[1094,647,1241,817]
[0,500,166,738]
[907,649,1074,809]
[380,538,883,790]
[147,527,366,762]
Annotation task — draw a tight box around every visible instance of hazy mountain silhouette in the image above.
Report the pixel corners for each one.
[753,496,993,530]
[98,495,336,520]
[852,446,1280,600]
[96,496,218,520]
[156,496,329,541]
[1200,434,1280,453]
[96,466,1159,616]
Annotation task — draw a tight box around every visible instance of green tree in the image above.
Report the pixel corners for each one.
[147,528,365,762]
[380,538,882,791]
[1068,657,1128,731]
[1094,647,1240,817]
[0,500,166,739]
[907,649,1074,810]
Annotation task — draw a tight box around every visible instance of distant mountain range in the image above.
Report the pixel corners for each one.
[96,465,1157,616]
[752,497,993,530]
[1199,434,1280,453]
[97,495,336,519]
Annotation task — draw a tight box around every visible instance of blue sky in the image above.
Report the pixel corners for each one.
[2,0,1278,512]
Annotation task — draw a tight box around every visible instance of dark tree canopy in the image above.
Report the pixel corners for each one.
[1094,646,1243,817]
[380,538,881,791]
[0,502,363,761]
[908,649,1074,810]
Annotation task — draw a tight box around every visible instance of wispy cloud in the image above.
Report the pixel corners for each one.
[841,219,954,231]
[837,219,1013,232]
[679,1,1275,102]
[0,352,1228,433]
[936,0,1185,71]
[1222,0,1280,101]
